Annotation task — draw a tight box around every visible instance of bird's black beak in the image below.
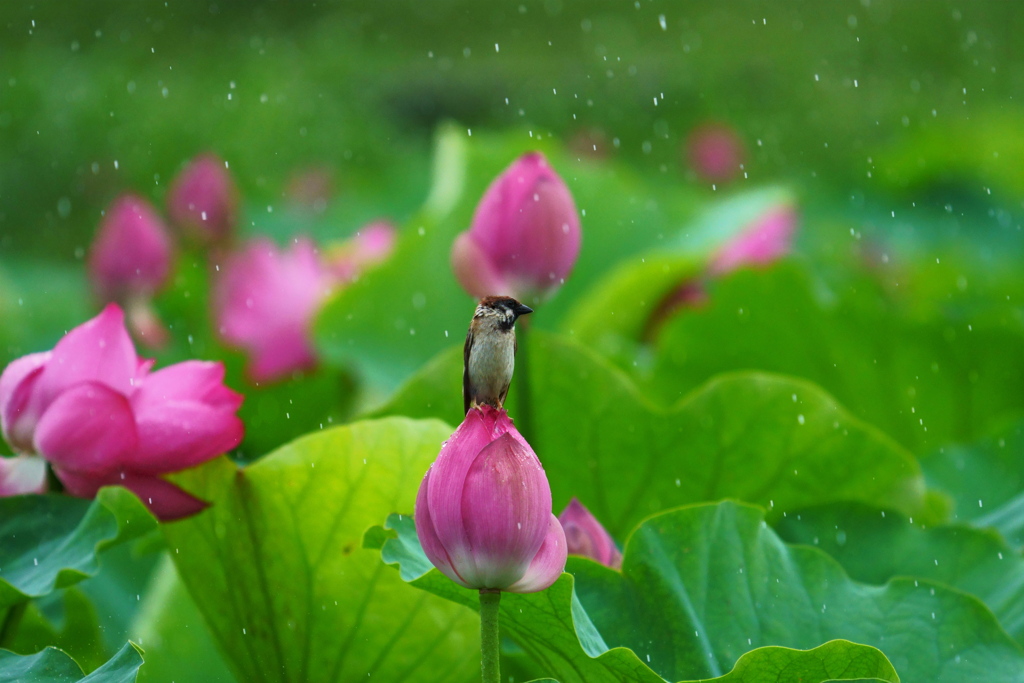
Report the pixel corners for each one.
[513,303,534,318]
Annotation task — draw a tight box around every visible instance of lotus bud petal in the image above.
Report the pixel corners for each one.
[167,153,239,246]
[558,498,622,569]
[685,123,746,185]
[451,152,581,306]
[415,406,566,593]
[88,195,173,303]
[711,202,798,275]
[0,455,48,496]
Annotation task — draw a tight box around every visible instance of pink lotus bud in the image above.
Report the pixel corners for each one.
[167,153,239,246]
[558,498,622,569]
[710,202,798,275]
[325,221,398,283]
[0,455,47,496]
[213,238,335,383]
[685,123,746,185]
[451,152,581,306]
[415,406,566,593]
[0,304,244,520]
[88,195,173,302]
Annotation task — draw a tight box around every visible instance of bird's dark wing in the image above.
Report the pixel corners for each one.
[463,326,473,415]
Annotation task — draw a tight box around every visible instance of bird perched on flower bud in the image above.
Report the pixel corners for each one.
[463,296,533,414]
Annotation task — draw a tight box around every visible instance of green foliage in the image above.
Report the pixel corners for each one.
[923,419,1024,546]
[574,263,1024,455]
[378,501,1024,682]
[776,502,1024,646]
[131,556,235,683]
[372,330,930,535]
[163,417,479,683]
[0,641,143,683]
[0,489,158,610]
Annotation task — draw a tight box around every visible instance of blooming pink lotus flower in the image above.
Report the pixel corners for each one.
[710,202,798,275]
[451,152,581,306]
[0,305,244,520]
[0,455,47,496]
[213,238,335,383]
[415,406,566,593]
[558,498,622,569]
[167,153,239,246]
[685,123,746,185]
[325,221,398,283]
[88,194,174,347]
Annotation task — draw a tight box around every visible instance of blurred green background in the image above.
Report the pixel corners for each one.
[2,0,1022,259]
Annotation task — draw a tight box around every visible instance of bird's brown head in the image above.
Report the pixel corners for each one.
[475,296,533,329]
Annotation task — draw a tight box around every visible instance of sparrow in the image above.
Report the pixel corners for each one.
[463,296,533,414]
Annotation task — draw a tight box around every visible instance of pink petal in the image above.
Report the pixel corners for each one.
[56,468,208,521]
[415,467,471,588]
[88,195,173,301]
[34,304,139,407]
[0,455,48,496]
[711,204,798,275]
[450,231,509,300]
[558,498,622,569]
[464,152,581,303]
[0,351,51,453]
[425,409,493,576]
[458,433,552,589]
[129,401,243,474]
[132,361,242,413]
[167,152,238,245]
[213,239,333,382]
[33,381,138,475]
[506,514,567,593]
[246,327,319,383]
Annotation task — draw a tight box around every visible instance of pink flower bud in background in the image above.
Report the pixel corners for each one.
[213,238,335,383]
[88,194,174,348]
[167,153,239,246]
[89,195,173,301]
[710,202,798,275]
[415,406,566,593]
[0,305,244,519]
[685,123,746,185]
[0,455,47,496]
[451,152,581,306]
[325,221,398,283]
[557,498,622,569]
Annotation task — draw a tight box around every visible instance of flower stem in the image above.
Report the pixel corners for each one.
[514,317,534,442]
[479,589,501,683]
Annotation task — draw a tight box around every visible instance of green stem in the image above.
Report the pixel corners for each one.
[479,589,501,683]
[515,317,534,442]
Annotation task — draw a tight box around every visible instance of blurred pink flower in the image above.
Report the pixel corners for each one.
[558,498,622,569]
[89,195,173,301]
[0,305,244,520]
[415,406,566,593]
[88,194,174,348]
[710,203,798,275]
[325,221,398,283]
[0,455,47,496]
[167,153,239,246]
[451,152,581,306]
[685,123,746,185]
[213,238,336,383]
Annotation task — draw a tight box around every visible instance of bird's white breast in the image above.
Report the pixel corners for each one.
[469,330,515,396]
